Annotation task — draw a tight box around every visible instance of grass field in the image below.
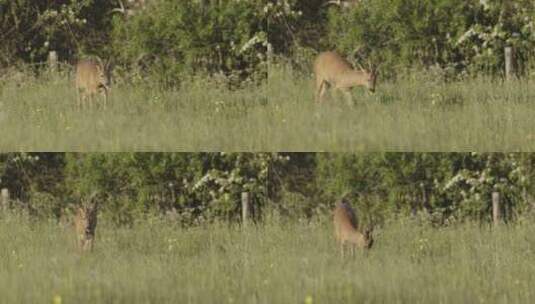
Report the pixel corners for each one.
[267,67,535,151]
[2,212,535,303]
[0,75,269,151]
[1,68,534,151]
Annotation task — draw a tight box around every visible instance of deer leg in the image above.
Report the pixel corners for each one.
[77,236,85,252]
[98,86,108,110]
[85,238,93,251]
[316,80,328,103]
[102,89,108,109]
[83,94,89,110]
[89,93,95,110]
[339,88,353,106]
[341,240,349,259]
[315,77,322,103]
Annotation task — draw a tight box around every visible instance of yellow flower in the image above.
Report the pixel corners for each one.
[52,295,62,304]
[304,295,313,304]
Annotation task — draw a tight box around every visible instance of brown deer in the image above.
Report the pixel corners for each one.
[74,194,100,252]
[314,51,377,105]
[75,58,111,109]
[333,199,373,257]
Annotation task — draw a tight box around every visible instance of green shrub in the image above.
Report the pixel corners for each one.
[111,0,267,87]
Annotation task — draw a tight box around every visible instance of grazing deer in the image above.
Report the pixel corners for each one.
[74,195,100,252]
[75,58,111,109]
[314,51,377,105]
[333,199,373,257]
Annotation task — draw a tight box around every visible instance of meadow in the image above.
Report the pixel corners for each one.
[1,67,534,151]
[1,212,535,303]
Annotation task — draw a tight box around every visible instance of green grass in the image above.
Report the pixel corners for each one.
[267,66,535,151]
[2,213,535,303]
[1,68,535,151]
[0,76,268,151]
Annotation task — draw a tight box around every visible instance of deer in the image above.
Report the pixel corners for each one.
[314,51,377,105]
[75,57,111,109]
[73,193,100,253]
[333,198,374,258]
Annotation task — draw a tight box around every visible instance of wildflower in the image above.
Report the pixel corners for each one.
[52,295,62,304]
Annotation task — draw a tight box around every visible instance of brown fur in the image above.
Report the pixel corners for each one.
[75,58,111,109]
[74,202,99,252]
[333,200,373,257]
[314,51,376,104]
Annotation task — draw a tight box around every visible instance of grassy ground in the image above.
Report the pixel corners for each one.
[1,212,535,303]
[0,76,268,151]
[267,66,535,151]
[1,68,534,151]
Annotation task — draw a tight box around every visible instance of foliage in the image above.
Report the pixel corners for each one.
[0,153,65,202]
[62,153,287,225]
[440,153,534,221]
[111,0,267,87]
[326,0,467,75]
[315,153,535,224]
[1,152,534,226]
[269,0,535,77]
[454,0,535,74]
[266,0,327,72]
[0,1,267,85]
[3,1,534,79]
[0,0,116,65]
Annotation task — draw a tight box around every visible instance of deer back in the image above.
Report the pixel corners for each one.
[75,59,110,93]
[314,51,354,81]
[333,200,359,240]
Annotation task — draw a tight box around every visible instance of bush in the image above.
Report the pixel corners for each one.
[322,0,535,77]
[111,0,267,87]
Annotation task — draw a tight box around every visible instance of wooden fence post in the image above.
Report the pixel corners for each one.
[241,192,250,228]
[492,191,500,226]
[267,42,273,69]
[1,188,9,211]
[504,46,514,80]
[48,51,58,73]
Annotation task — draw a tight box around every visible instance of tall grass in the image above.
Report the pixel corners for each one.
[1,212,535,303]
[1,68,534,151]
[0,75,268,151]
[267,66,535,151]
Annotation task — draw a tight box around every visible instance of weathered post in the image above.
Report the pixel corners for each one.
[1,188,9,211]
[492,191,500,226]
[421,182,430,212]
[504,46,514,80]
[48,51,58,73]
[241,192,250,228]
[267,42,273,69]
